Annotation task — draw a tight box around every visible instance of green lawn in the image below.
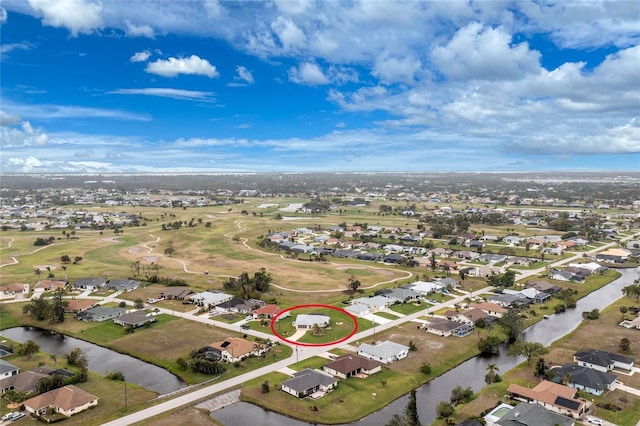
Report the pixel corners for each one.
[390,302,427,315]
[373,311,400,320]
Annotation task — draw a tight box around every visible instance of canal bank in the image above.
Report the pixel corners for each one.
[211,267,640,426]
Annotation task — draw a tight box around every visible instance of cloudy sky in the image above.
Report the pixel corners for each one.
[1,0,639,173]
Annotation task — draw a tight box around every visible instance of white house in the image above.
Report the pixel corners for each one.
[0,360,19,379]
[293,314,330,329]
[357,340,409,364]
[351,295,392,312]
[409,281,443,295]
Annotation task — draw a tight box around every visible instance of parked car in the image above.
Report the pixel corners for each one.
[2,412,18,421]
[11,413,26,421]
[587,417,603,426]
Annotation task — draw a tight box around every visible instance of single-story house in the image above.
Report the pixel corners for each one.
[0,283,29,300]
[215,298,258,314]
[280,368,338,398]
[507,381,587,418]
[158,286,194,300]
[252,304,287,320]
[551,364,616,396]
[64,299,96,314]
[470,302,508,318]
[376,288,420,303]
[293,314,330,329]
[73,277,107,291]
[357,340,408,364]
[595,248,631,263]
[424,317,475,337]
[107,278,140,292]
[444,308,488,325]
[206,337,267,363]
[487,294,531,308]
[22,385,98,418]
[322,354,383,379]
[383,253,405,264]
[33,280,67,293]
[0,366,66,395]
[437,277,459,289]
[357,252,383,262]
[619,316,640,329]
[567,262,607,275]
[408,281,443,295]
[525,280,561,294]
[189,291,233,307]
[344,304,370,317]
[0,360,19,379]
[113,310,156,328]
[78,306,126,322]
[351,295,393,311]
[573,349,634,372]
[495,402,574,426]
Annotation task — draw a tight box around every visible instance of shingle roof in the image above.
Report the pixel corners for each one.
[554,363,617,391]
[323,354,382,375]
[497,402,574,426]
[23,385,98,412]
[208,337,257,358]
[281,368,337,393]
[358,340,408,359]
[0,359,19,375]
[574,348,634,367]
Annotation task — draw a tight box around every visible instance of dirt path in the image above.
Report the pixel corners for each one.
[0,238,15,250]
[0,244,55,269]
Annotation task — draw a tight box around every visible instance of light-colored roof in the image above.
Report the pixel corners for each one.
[358,340,408,359]
[251,304,280,316]
[66,299,96,311]
[507,381,584,413]
[351,295,391,309]
[190,291,233,305]
[295,314,330,327]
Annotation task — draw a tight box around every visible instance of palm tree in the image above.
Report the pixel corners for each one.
[485,363,499,384]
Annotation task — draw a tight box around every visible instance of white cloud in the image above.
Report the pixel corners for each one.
[271,16,306,51]
[288,62,329,85]
[145,55,219,78]
[431,22,541,81]
[4,101,151,121]
[129,50,151,62]
[1,42,33,55]
[0,121,49,147]
[28,0,103,36]
[0,7,7,23]
[125,20,154,38]
[235,66,254,84]
[274,0,312,16]
[372,52,421,85]
[0,111,21,126]
[5,156,46,172]
[108,88,215,102]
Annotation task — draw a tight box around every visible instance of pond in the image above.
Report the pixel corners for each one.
[0,327,186,394]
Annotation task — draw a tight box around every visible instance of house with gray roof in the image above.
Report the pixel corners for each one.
[376,288,420,303]
[351,295,393,311]
[293,314,330,329]
[357,340,408,364]
[280,368,337,398]
[496,402,574,426]
[107,279,140,292]
[551,364,616,396]
[0,360,19,379]
[573,348,634,372]
[487,293,531,308]
[73,277,107,291]
[78,306,126,322]
[190,291,233,307]
[113,310,156,328]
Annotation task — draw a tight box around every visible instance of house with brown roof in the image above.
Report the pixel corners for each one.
[444,308,488,325]
[64,299,96,314]
[33,280,67,293]
[23,385,98,418]
[424,317,475,337]
[507,381,587,418]
[207,337,267,363]
[251,304,288,320]
[158,286,194,300]
[0,366,56,395]
[469,302,508,318]
[0,283,29,300]
[322,354,382,379]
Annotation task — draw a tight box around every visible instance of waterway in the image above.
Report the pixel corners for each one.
[212,267,639,426]
[0,327,186,394]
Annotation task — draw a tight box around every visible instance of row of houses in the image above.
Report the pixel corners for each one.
[0,277,142,301]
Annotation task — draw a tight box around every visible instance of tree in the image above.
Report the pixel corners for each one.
[450,385,474,405]
[430,252,437,271]
[436,401,455,418]
[534,357,548,377]
[347,276,361,293]
[73,256,83,264]
[134,298,145,309]
[60,254,71,264]
[620,337,631,352]
[261,380,270,393]
[23,297,51,321]
[620,306,629,320]
[485,363,500,384]
[404,389,419,426]
[408,339,417,352]
[499,309,525,343]
[477,334,503,355]
[622,281,640,301]
[50,288,68,323]
[18,340,40,359]
[420,363,432,375]
[508,341,549,364]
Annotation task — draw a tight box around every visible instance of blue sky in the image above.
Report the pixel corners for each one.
[1,0,638,173]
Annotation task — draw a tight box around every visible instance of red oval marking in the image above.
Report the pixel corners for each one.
[270,304,358,347]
